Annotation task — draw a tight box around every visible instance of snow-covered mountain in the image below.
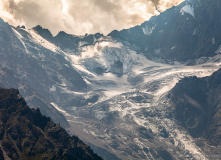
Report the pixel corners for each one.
[0,0,221,159]
[109,0,221,63]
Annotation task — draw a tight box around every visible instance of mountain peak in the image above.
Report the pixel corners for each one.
[32,25,54,41]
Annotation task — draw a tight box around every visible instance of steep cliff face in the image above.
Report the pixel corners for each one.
[0,87,102,160]
[109,0,221,62]
[169,68,221,153]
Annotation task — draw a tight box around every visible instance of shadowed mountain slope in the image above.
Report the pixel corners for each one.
[169,68,221,155]
[109,0,221,62]
[0,87,102,160]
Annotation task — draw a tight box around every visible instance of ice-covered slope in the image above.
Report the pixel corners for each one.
[0,20,70,128]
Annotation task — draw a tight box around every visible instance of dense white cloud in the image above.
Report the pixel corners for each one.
[0,0,184,35]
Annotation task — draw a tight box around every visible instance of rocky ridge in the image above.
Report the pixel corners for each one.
[0,87,102,160]
[169,68,221,156]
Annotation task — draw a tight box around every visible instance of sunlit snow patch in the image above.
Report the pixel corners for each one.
[142,24,156,35]
[180,5,195,18]
[215,45,221,54]
[51,102,70,117]
[28,29,58,52]
[12,28,29,53]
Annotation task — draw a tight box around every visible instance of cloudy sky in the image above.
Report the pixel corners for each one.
[0,0,184,35]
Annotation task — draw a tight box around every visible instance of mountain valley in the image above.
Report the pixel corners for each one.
[0,0,221,159]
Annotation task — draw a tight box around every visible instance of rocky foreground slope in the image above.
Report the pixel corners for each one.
[0,87,102,160]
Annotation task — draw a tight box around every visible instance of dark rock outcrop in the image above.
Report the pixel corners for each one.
[0,87,102,160]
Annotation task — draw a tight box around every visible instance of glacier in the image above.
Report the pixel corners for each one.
[0,0,221,159]
[5,25,221,160]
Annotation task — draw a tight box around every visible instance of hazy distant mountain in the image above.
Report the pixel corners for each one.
[0,0,221,159]
[0,87,102,160]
